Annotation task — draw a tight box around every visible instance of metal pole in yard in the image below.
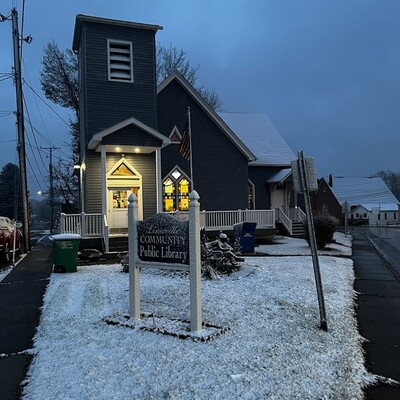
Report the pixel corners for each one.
[298,151,328,331]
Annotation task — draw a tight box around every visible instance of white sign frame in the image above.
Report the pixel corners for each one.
[128,190,202,332]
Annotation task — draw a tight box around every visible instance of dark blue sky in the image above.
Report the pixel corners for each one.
[1,0,399,195]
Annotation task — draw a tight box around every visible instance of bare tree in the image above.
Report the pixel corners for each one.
[375,170,400,200]
[156,44,222,110]
[156,44,199,85]
[40,41,79,119]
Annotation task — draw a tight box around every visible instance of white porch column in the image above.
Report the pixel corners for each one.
[80,159,85,213]
[101,145,107,217]
[155,148,163,213]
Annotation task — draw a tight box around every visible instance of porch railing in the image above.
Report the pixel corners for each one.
[288,207,307,224]
[169,209,275,231]
[60,212,103,237]
[276,208,292,235]
[60,209,276,239]
[276,207,307,235]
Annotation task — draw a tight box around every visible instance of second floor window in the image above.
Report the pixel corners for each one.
[108,39,133,82]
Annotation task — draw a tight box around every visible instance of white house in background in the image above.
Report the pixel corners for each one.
[350,203,399,226]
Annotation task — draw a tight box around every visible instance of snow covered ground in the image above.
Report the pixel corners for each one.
[21,233,376,399]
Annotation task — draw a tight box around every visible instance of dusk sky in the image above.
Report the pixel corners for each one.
[1,0,399,195]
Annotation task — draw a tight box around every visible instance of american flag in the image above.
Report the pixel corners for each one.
[179,115,190,160]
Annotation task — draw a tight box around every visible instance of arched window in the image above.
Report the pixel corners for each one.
[163,178,176,212]
[162,167,191,212]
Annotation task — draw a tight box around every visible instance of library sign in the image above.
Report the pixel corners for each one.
[137,213,189,265]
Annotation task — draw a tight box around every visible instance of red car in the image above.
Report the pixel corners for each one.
[0,216,23,262]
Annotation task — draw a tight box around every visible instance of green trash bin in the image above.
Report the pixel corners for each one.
[51,234,81,273]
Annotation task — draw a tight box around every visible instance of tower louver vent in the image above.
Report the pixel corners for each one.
[108,41,133,82]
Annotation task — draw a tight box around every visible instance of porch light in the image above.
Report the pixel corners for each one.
[134,147,141,153]
[115,146,122,152]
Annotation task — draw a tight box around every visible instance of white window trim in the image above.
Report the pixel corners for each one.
[107,39,134,83]
[248,179,255,210]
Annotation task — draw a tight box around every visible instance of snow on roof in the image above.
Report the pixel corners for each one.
[266,168,292,183]
[357,203,399,212]
[218,112,295,166]
[329,177,400,206]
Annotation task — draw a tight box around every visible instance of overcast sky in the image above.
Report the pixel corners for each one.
[1,0,399,195]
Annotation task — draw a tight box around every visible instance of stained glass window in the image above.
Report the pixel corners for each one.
[163,178,176,212]
[162,170,191,212]
[178,178,190,211]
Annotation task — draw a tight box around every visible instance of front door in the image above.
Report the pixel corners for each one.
[271,188,286,211]
[108,187,140,228]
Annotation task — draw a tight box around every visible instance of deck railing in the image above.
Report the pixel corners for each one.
[60,209,276,239]
[60,212,103,237]
[288,207,307,223]
[169,209,275,230]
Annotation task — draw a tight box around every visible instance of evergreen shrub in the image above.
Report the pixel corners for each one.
[305,215,339,250]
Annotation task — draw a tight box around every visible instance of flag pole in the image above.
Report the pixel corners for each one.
[188,107,194,190]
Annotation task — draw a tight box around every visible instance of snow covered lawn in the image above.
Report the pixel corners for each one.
[22,235,374,399]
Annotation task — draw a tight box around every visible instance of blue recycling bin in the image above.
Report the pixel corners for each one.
[233,222,257,253]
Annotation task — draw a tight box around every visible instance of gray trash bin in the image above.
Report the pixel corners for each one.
[233,222,257,253]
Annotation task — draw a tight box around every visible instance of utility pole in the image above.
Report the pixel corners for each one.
[11,8,30,252]
[41,147,60,234]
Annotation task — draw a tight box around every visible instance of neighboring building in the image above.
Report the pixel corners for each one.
[349,203,399,226]
[311,177,344,222]
[68,14,301,249]
[313,176,400,226]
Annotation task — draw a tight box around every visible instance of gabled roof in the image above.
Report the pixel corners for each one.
[157,70,256,162]
[218,112,296,167]
[88,116,171,150]
[328,176,399,206]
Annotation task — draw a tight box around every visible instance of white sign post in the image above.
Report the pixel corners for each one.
[128,190,203,332]
[128,192,140,319]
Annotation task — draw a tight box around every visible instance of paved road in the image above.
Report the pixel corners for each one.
[367,226,400,279]
[350,227,400,399]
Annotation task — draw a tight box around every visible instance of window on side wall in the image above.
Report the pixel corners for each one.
[108,39,133,82]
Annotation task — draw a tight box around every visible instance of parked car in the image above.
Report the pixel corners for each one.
[0,216,23,262]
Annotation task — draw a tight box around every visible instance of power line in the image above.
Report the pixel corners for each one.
[23,80,72,128]
[23,93,49,173]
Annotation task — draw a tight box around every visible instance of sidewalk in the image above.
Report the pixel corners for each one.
[352,229,400,399]
[0,237,53,400]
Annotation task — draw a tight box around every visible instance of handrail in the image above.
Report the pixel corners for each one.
[276,208,292,235]
[296,207,307,224]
